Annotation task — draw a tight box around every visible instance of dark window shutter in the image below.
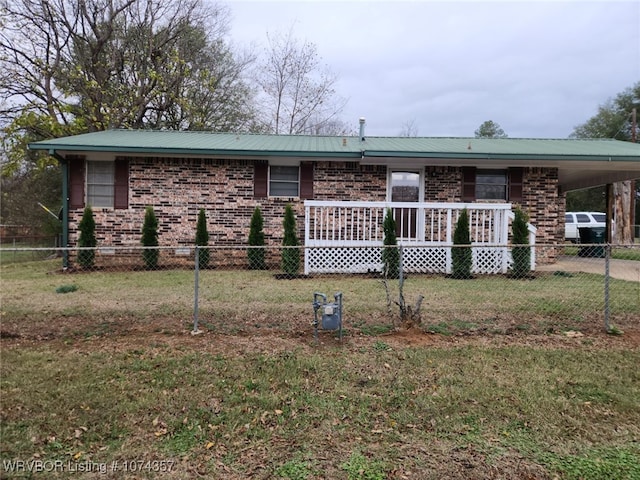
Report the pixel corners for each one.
[509,167,523,203]
[299,162,314,199]
[69,158,85,209]
[114,159,129,209]
[461,167,476,202]
[254,163,268,198]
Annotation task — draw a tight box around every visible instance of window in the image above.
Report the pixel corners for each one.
[388,170,422,239]
[476,169,507,200]
[390,171,421,202]
[254,163,313,199]
[269,166,299,197]
[87,161,115,207]
[461,167,522,203]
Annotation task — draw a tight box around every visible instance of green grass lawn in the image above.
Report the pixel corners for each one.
[1,257,640,478]
[1,342,639,479]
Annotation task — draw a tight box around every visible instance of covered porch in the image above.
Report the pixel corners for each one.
[303,201,537,275]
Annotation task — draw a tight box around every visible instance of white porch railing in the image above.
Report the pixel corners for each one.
[303,201,536,275]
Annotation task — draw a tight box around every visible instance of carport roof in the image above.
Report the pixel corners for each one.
[29,129,640,191]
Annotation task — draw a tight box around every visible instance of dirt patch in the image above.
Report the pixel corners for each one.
[2,311,638,355]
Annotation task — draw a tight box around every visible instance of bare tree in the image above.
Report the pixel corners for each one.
[0,0,257,173]
[255,28,346,134]
[399,119,419,137]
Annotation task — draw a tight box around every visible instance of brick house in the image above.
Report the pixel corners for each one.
[29,129,640,273]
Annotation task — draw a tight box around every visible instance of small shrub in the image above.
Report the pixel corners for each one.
[382,208,399,278]
[452,208,472,279]
[77,206,96,269]
[281,204,300,275]
[248,206,266,270]
[195,208,210,269]
[141,206,159,269]
[55,284,78,294]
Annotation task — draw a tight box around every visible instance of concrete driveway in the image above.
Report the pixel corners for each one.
[537,255,640,282]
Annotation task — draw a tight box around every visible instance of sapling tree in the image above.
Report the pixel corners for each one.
[281,204,300,275]
[141,206,159,269]
[452,208,472,279]
[511,206,531,278]
[380,208,423,327]
[248,206,266,269]
[77,206,96,269]
[195,208,210,269]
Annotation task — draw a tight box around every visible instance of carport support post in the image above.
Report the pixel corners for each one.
[604,244,611,332]
[191,245,202,335]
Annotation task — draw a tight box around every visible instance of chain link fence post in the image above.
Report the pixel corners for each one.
[604,243,611,332]
[191,245,202,335]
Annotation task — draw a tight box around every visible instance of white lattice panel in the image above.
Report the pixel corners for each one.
[305,246,512,275]
[402,247,449,273]
[472,247,509,274]
[305,247,382,274]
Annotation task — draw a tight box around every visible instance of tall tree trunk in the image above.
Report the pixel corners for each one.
[613,181,632,244]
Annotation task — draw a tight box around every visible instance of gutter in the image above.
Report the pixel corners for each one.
[361,151,640,162]
[28,143,364,159]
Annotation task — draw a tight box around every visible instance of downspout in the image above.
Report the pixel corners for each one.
[359,117,366,159]
[50,149,69,269]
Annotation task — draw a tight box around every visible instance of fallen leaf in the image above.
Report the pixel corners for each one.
[564,330,584,338]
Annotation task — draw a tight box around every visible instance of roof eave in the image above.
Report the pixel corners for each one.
[28,143,363,159]
[361,151,640,162]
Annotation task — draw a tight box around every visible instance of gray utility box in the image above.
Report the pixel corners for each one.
[313,292,343,341]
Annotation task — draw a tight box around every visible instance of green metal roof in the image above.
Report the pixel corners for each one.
[28,129,640,161]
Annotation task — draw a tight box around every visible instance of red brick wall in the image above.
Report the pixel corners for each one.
[68,158,562,251]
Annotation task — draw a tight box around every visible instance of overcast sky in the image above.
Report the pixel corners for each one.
[225,0,639,138]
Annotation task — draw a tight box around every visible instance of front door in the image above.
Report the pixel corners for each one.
[390,171,421,239]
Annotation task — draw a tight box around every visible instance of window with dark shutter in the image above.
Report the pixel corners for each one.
[508,167,523,203]
[254,163,268,198]
[114,159,129,209]
[461,167,476,202]
[69,159,86,209]
[299,162,314,199]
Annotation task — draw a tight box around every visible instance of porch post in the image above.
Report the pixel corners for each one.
[501,208,510,273]
[445,209,452,274]
[304,202,310,275]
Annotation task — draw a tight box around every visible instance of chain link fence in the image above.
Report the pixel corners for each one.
[1,244,638,341]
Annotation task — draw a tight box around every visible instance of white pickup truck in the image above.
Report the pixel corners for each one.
[564,212,607,243]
